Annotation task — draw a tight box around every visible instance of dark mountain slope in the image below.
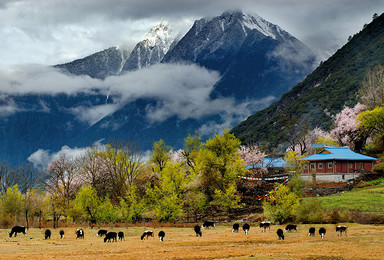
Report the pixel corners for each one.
[231,13,384,147]
[54,47,129,79]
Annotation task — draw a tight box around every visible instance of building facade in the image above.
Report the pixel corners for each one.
[299,147,377,182]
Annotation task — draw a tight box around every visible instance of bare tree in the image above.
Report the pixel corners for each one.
[44,156,80,228]
[279,114,310,155]
[359,65,384,110]
[77,147,110,198]
[0,162,40,195]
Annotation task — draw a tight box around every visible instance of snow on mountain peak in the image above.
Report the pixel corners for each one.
[143,20,172,53]
[200,10,285,40]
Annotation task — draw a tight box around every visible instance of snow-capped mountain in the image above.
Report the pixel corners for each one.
[1,10,317,165]
[55,21,175,78]
[163,10,316,101]
[122,21,174,71]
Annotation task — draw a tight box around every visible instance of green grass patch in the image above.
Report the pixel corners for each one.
[307,184,384,214]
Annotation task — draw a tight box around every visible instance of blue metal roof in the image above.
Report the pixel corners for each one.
[311,143,337,148]
[298,147,377,161]
[246,157,287,169]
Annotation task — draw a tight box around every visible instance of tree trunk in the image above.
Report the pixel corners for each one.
[312,173,317,187]
[53,212,56,229]
[25,209,29,230]
[39,211,42,229]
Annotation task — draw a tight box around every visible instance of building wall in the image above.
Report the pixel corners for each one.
[301,173,359,183]
[303,160,374,174]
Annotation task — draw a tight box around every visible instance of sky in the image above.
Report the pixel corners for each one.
[1,0,384,66]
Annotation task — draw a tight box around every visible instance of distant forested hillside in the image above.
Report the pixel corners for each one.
[231,13,384,148]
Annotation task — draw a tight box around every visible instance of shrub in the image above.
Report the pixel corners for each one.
[324,209,351,223]
[295,198,325,223]
[373,162,384,176]
[350,210,384,224]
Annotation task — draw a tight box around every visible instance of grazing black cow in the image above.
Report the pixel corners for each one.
[308,227,316,237]
[202,221,215,229]
[194,225,202,237]
[76,229,84,239]
[232,223,240,233]
[9,226,27,237]
[141,230,154,240]
[45,229,51,240]
[242,223,250,235]
[97,229,108,237]
[336,225,347,236]
[104,232,117,242]
[59,230,65,239]
[158,230,165,241]
[319,227,326,239]
[285,224,297,232]
[277,228,285,240]
[259,221,271,232]
[118,231,125,241]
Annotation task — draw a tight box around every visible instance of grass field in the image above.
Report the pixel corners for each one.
[309,181,384,214]
[0,224,383,259]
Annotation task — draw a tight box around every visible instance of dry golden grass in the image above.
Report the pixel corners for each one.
[0,223,383,259]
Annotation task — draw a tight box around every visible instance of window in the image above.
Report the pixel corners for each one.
[310,163,315,169]
[318,163,323,169]
[328,162,333,168]
[304,165,308,170]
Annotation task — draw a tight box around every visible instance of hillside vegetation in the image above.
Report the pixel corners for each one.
[231,13,384,148]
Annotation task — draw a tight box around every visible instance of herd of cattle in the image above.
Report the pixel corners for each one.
[7,222,348,242]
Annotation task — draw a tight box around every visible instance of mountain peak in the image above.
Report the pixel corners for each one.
[143,20,172,50]
[121,21,174,71]
[194,10,285,40]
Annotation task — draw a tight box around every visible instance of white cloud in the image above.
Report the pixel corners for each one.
[27,145,98,169]
[0,97,20,116]
[0,64,104,95]
[27,149,51,169]
[0,62,277,131]
[69,104,118,125]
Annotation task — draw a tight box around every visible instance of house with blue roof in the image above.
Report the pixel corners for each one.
[298,147,377,182]
[245,157,287,177]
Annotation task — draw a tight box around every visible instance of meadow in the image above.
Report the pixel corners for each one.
[0,224,383,259]
[308,180,384,215]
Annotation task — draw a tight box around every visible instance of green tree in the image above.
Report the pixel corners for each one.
[182,133,202,172]
[96,195,119,223]
[119,185,145,223]
[196,130,245,211]
[184,190,207,222]
[262,184,300,224]
[357,106,384,150]
[1,185,23,225]
[284,151,308,194]
[212,183,241,216]
[145,161,185,222]
[71,185,99,224]
[150,139,172,173]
